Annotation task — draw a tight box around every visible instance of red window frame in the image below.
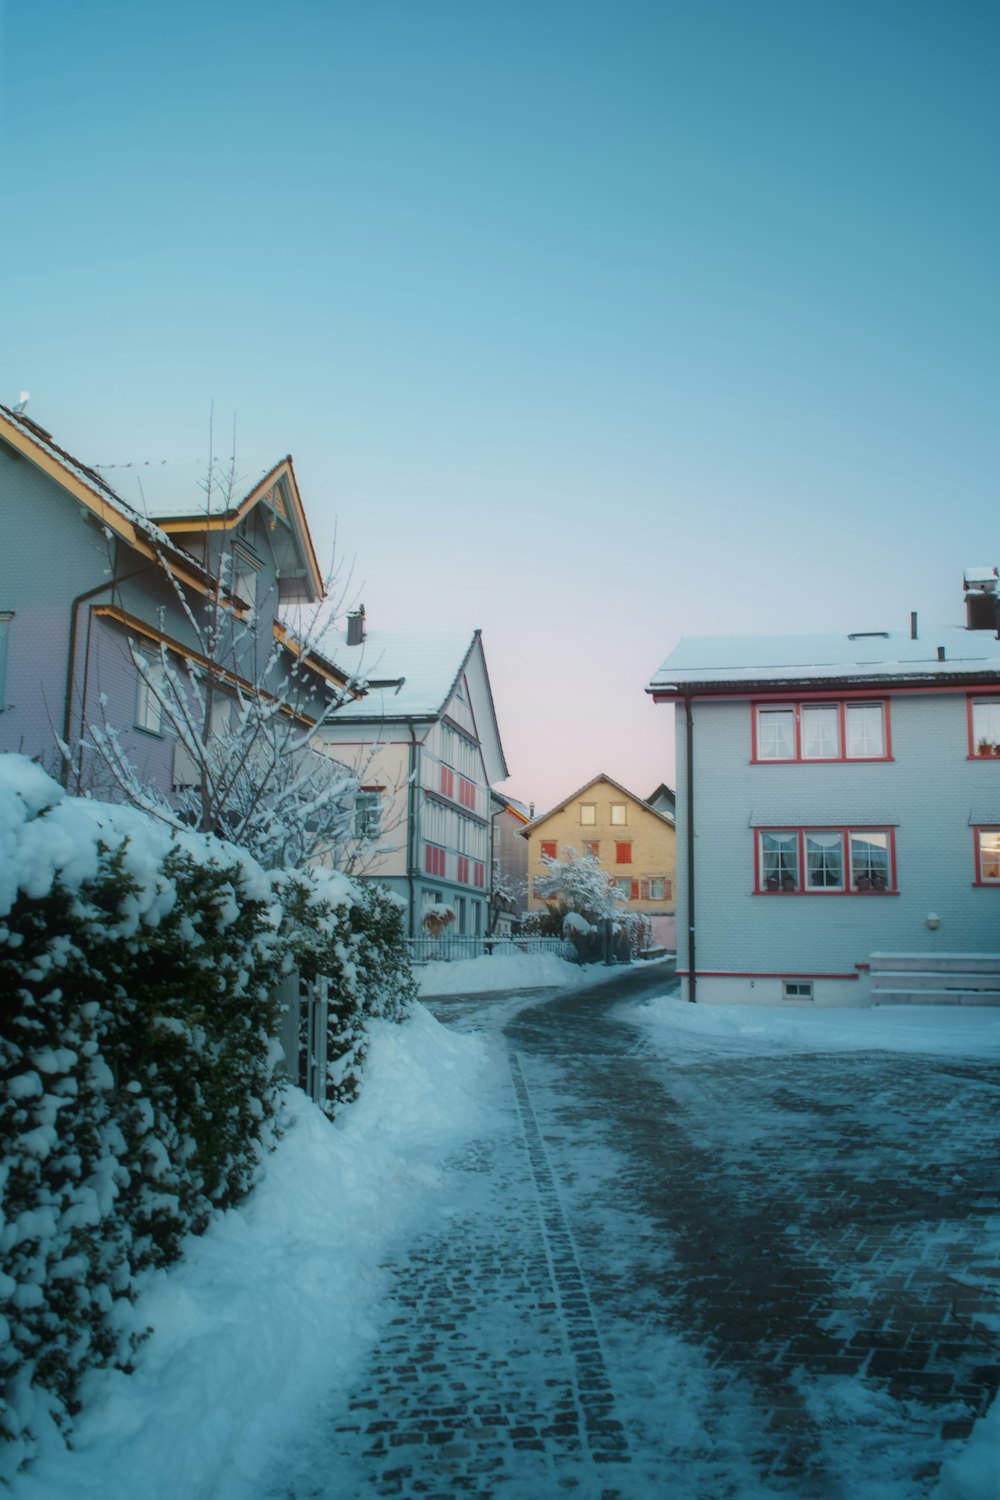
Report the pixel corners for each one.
[751,698,892,764]
[754,826,897,895]
[541,840,557,861]
[615,842,632,865]
[973,826,1000,885]
[968,697,1000,760]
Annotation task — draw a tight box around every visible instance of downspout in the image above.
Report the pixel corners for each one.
[684,690,697,1003]
[405,719,419,938]
[61,544,149,788]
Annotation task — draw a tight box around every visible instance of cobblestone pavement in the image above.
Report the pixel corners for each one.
[263,969,1000,1500]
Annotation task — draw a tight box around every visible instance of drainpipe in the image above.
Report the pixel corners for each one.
[405,719,419,938]
[684,690,697,1003]
[61,545,149,788]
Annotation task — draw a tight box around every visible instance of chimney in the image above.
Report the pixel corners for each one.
[346,605,366,647]
[910,611,918,641]
[964,567,999,631]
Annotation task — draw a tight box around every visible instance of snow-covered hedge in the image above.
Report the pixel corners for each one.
[0,757,413,1471]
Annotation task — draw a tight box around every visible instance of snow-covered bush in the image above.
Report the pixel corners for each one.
[0,757,414,1471]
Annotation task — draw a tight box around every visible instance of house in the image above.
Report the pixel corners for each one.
[0,401,351,810]
[522,773,676,947]
[489,793,531,931]
[646,783,677,823]
[314,612,509,938]
[648,572,1000,1005]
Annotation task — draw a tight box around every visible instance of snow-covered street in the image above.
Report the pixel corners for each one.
[260,966,999,1500]
[10,960,1000,1500]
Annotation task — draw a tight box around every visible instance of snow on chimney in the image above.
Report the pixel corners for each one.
[964,567,999,631]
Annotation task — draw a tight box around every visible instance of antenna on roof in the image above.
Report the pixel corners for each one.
[12,391,29,414]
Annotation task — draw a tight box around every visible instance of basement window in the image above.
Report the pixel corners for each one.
[783,980,814,1001]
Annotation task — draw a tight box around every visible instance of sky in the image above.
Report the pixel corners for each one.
[1,0,998,811]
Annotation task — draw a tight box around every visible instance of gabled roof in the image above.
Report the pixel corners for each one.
[649,624,1000,695]
[320,627,509,780]
[522,773,675,833]
[93,453,324,602]
[0,403,212,594]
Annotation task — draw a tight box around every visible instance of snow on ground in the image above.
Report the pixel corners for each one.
[6,1004,498,1500]
[416,950,613,997]
[619,991,1000,1059]
[620,990,1000,1500]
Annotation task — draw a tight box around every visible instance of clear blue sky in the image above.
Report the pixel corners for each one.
[2,1,997,810]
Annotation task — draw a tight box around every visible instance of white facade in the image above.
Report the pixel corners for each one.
[317,627,508,937]
[652,613,1000,1006]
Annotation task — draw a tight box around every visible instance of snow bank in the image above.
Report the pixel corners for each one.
[5,1003,491,1500]
[621,993,1000,1058]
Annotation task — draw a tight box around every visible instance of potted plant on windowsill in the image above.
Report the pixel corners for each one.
[977,738,994,757]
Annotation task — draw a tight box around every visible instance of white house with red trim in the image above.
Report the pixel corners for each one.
[315,613,508,938]
[648,571,1000,1006]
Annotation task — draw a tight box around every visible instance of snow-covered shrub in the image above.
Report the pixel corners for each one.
[0,764,286,1468]
[273,870,415,1114]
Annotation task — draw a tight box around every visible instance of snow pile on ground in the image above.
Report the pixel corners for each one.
[5,1003,494,1500]
[623,991,1000,1500]
[621,993,1000,1058]
[417,950,590,996]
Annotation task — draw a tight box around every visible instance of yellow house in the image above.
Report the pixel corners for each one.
[523,773,676,946]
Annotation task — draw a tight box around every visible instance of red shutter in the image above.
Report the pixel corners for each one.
[616,842,632,864]
[541,841,557,860]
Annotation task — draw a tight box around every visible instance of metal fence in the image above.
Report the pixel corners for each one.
[403,934,577,966]
[274,969,330,1107]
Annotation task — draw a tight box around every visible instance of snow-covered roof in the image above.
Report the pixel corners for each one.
[91,456,280,519]
[650,624,1000,692]
[0,403,172,543]
[323,630,478,719]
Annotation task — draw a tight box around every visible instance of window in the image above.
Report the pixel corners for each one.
[783,981,814,1001]
[0,612,11,709]
[615,841,632,864]
[425,844,446,877]
[757,828,894,893]
[975,828,1000,884]
[232,557,257,612]
[754,700,888,762]
[440,765,454,798]
[354,789,382,840]
[649,878,668,900]
[457,855,470,884]
[583,841,600,859]
[458,777,476,810]
[616,877,632,896]
[971,699,1000,757]
[580,803,596,825]
[846,702,886,758]
[134,647,165,734]
[610,803,627,825]
[540,840,557,861]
